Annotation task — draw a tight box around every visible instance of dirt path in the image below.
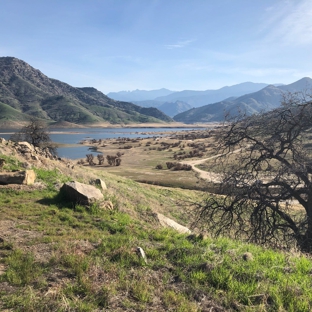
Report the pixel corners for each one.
[181,154,222,182]
[181,148,246,182]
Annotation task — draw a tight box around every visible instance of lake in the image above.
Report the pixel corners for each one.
[0,127,202,159]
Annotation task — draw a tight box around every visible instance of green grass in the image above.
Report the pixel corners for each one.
[1,154,312,311]
[0,154,24,171]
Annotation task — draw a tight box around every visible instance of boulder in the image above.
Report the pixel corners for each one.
[0,170,36,185]
[15,141,34,153]
[90,178,107,190]
[61,181,104,206]
[154,213,191,234]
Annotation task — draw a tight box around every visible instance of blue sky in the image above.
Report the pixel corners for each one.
[1,0,311,93]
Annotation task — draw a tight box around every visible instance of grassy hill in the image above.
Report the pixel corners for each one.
[0,102,30,121]
[1,138,312,311]
[0,57,173,126]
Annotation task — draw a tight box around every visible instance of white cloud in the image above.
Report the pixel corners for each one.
[164,39,194,49]
[262,0,312,46]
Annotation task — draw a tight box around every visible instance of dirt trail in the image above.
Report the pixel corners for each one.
[182,152,304,211]
[181,154,222,182]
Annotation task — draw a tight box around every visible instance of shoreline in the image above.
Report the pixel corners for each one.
[0,121,220,130]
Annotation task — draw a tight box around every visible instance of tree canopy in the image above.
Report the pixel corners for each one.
[11,118,56,155]
[193,92,312,252]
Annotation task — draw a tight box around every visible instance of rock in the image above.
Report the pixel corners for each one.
[61,181,104,206]
[31,155,40,161]
[242,252,253,261]
[21,162,32,169]
[90,178,107,190]
[15,141,34,153]
[99,200,114,210]
[95,178,107,190]
[154,213,191,234]
[134,246,147,264]
[0,170,36,185]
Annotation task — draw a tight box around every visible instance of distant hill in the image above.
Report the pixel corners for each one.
[156,101,192,117]
[130,100,192,118]
[110,82,270,117]
[0,57,172,126]
[154,82,270,107]
[173,78,312,123]
[107,88,175,102]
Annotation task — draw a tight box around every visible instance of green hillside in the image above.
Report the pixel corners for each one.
[0,102,30,121]
[0,57,173,126]
[1,143,312,311]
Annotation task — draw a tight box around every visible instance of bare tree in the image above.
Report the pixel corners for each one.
[115,157,121,166]
[97,154,105,165]
[86,154,95,166]
[193,92,312,251]
[10,117,56,155]
[106,155,117,166]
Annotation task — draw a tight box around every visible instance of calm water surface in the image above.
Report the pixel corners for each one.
[0,127,200,159]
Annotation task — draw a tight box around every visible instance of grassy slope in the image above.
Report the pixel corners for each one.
[0,150,312,310]
[0,102,30,121]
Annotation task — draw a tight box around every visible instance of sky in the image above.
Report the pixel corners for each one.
[0,0,312,94]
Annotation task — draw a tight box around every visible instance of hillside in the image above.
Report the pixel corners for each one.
[0,57,172,126]
[174,78,312,123]
[1,136,312,311]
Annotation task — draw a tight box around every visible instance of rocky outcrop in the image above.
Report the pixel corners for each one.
[154,213,191,234]
[14,141,55,160]
[0,170,36,185]
[60,181,104,206]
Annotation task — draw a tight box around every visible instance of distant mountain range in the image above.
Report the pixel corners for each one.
[107,88,175,102]
[1,57,311,127]
[0,57,172,127]
[108,82,271,116]
[173,78,312,123]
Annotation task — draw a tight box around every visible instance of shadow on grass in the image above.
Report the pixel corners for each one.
[36,190,74,210]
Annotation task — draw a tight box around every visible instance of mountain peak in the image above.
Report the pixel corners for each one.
[0,56,172,125]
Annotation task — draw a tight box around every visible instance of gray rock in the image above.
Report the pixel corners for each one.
[61,181,104,206]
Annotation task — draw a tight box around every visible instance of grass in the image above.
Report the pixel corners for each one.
[81,136,210,190]
[1,153,312,311]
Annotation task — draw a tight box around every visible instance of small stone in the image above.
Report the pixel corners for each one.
[93,178,107,190]
[242,252,253,261]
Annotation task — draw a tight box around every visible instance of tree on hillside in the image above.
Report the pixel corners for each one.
[193,92,312,252]
[11,117,56,155]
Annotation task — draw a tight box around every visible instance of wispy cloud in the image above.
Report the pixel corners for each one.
[261,0,312,46]
[164,39,194,49]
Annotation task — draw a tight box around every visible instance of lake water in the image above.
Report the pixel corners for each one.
[0,127,201,159]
